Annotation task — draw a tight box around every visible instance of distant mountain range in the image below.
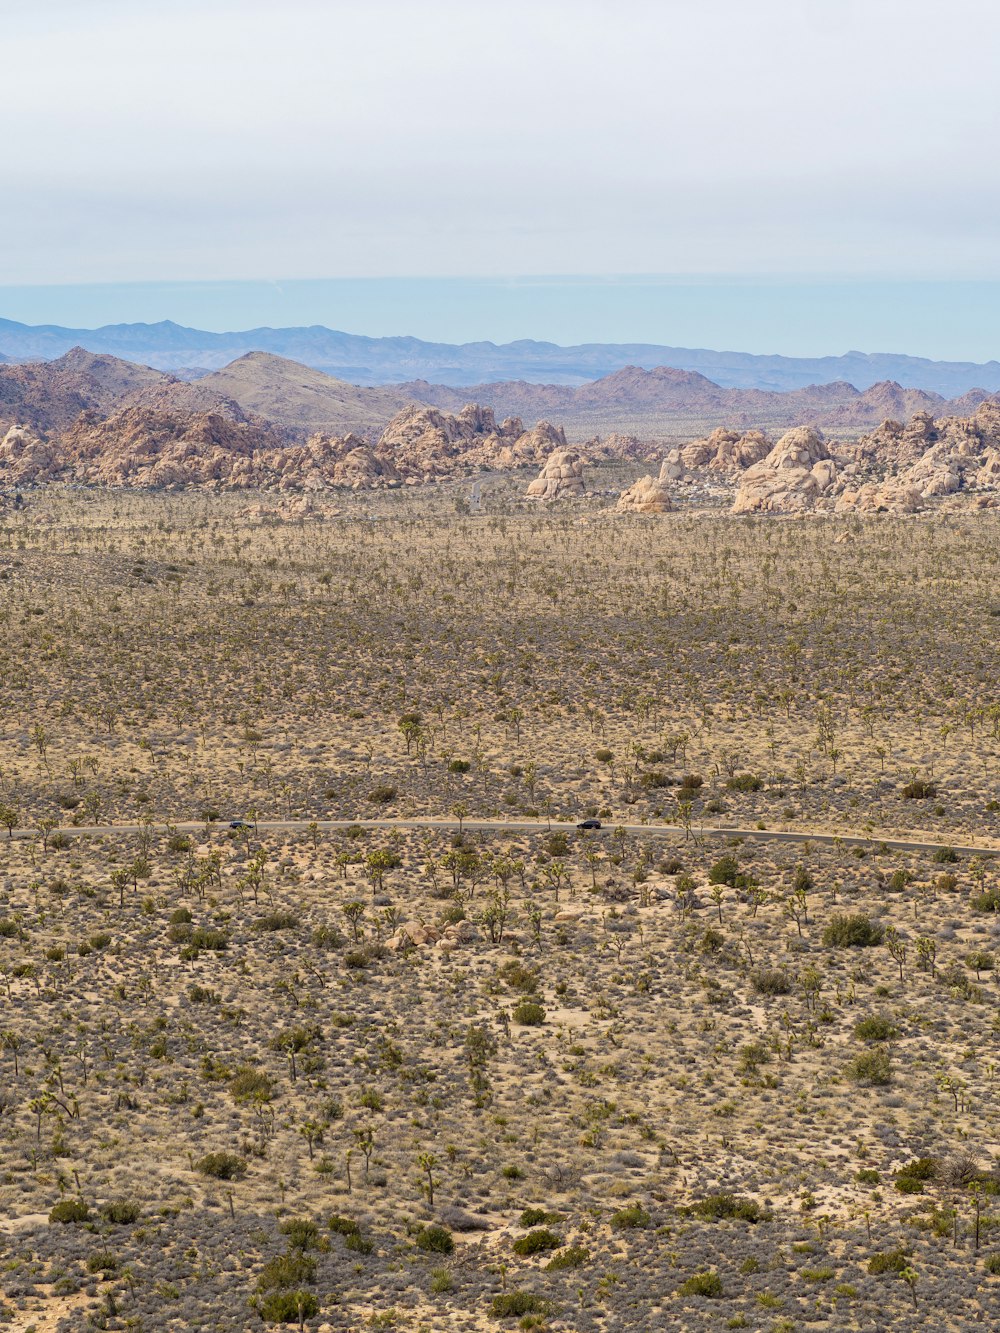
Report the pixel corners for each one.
[2,348,997,446]
[1,316,1000,395]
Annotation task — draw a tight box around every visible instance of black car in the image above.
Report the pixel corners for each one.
[576,819,602,830]
[229,819,252,831]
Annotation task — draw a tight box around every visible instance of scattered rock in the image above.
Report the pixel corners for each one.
[732,427,837,514]
[526,448,586,501]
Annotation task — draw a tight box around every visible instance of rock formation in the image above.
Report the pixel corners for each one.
[526,448,586,501]
[835,400,1000,513]
[732,427,837,514]
[681,427,771,472]
[615,471,675,514]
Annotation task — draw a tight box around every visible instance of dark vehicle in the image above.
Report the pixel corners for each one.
[229,819,252,831]
[577,819,602,830]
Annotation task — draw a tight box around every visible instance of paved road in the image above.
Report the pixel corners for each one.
[4,817,998,858]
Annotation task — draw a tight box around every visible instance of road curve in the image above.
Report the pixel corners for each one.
[3,817,998,859]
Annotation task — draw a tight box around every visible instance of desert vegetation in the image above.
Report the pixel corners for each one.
[1,490,998,1330]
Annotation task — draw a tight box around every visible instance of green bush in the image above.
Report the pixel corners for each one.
[257,1252,316,1292]
[691,1194,766,1223]
[726,773,762,792]
[868,1248,909,1274]
[328,1214,360,1236]
[49,1199,89,1224]
[752,968,792,996]
[195,1152,246,1181]
[255,910,300,932]
[415,1225,454,1254]
[345,1232,374,1254]
[546,1245,589,1270]
[901,780,936,800]
[610,1204,650,1229]
[86,1250,118,1275]
[678,1270,724,1297]
[846,1047,892,1086]
[895,1157,937,1193]
[709,855,740,887]
[229,1068,274,1103]
[279,1218,320,1250]
[489,1291,550,1318]
[984,1253,1000,1275]
[822,913,884,947]
[519,1207,562,1227]
[931,845,958,863]
[512,1228,562,1255]
[368,785,397,804]
[854,1015,899,1041]
[972,887,1000,913]
[855,1168,881,1185]
[100,1199,140,1224]
[512,1000,546,1026]
[256,1290,320,1323]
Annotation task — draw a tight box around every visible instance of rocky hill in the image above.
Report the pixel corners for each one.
[0,401,572,492]
[0,348,171,436]
[399,367,987,440]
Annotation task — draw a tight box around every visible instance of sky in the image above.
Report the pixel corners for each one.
[3,0,1000,356]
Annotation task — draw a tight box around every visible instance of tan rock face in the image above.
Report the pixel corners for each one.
[0,425,60,484]
[0,399,571,492]
[615,472,675,514]
[681,427,771,472]
[526,448,586,501]
[837,398,1000,512]
[732,427,837,514]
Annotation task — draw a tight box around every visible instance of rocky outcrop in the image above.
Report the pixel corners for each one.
[732,427,837,514]
[526,448,586,501]
[681,427,771,472]
[836,400,1000,513]
[615,471,675,514]
[0,425,61,484]
[376,403,566,477]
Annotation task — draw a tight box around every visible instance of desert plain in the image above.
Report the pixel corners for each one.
[0,481,999,1332]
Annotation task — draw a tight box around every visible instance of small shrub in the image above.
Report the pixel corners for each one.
[610,1204,650,1229]
[255,910,299,932]
[255,1290,320,1323]
[726,773,762,792]
[345,1232,374,1254]
[822,913,884,947]
[100,1199,140,1224]
[86,1250,119,1275]
[49,1199,89,1224]
[279,1218,320,1250]
[328,1214,360,1236]
[512,1000,546,1026]
[854,1015,899,1041]
[678,1270,724,1297]
[868,1248,909,1274]
[752,968,792,996]
[856,1169,881,1185]
[229,1068,274,1103]
[709,855,740,887]
[895,1157,937,1193]
[984,1253,1000,1275]
[691,1194,766,1223]
[430,1267,454,1292]
[512,1228,562,1256]
[490,1291,549,1318]
[846,1047,892,1086]
[931,845,958,863]
[519,1207,562,1227]
[415,1225,453,1254]
[368,785,397,804]
[196,1152,246,1181]
[901,780,936,800]
[546,1245,589,1270]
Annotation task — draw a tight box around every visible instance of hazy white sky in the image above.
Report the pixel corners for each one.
[3,0,1000,285]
